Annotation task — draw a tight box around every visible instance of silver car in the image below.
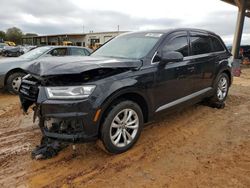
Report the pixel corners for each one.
[0,46,92,94]
[0,43,8,54]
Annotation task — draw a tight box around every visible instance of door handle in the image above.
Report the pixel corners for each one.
[187,66,195,72]
[187,67,195,70]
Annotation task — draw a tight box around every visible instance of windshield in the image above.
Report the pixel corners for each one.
[20,46,52,59]
[91,33,162,59]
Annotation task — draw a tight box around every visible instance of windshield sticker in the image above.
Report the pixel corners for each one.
[145,33,163,38]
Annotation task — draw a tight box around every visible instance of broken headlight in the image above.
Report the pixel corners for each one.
[45,85,96,99]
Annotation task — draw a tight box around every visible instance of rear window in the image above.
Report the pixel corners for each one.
[210,37,224,52]
[71,48,89,56]
[190,36,211,55]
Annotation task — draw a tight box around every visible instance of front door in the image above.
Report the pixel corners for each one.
[153,32,196,112]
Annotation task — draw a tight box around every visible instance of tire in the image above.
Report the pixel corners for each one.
[101,100,144,154]
[208,73,229,108]
[6,72,26,94]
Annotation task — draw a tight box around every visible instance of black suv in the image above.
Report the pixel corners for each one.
[19,29,233,154]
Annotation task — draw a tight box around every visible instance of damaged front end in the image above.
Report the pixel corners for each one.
[18,56,142,159]
[19,67,138,142]
[19,74,40,112]
[19,72,102,142]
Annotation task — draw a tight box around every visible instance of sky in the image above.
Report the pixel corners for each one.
[0,0,250,45]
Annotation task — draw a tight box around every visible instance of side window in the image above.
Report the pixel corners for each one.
[210,37,225,52]
[162,36,189,57]
[71,48,88,56]
[49,48,67,56]
[190,36,211,55]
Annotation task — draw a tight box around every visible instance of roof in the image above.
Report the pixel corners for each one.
[122,28,217,36]
[22,31,127,39]
[221,0,250,12]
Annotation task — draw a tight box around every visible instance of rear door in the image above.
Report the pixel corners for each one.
[189,32,215,91]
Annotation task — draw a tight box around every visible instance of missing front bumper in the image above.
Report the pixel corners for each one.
[40,117,98,142]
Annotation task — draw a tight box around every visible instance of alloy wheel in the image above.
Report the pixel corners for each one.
[217,76,228,101]
[110,108,139,148]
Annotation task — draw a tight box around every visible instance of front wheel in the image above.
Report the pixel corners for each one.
[208,73,229,108]
[6,72,26,94]
[101,101,143,154]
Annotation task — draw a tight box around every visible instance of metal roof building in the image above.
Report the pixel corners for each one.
[22,31,126,48]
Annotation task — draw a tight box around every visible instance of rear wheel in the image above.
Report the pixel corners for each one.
[208,73,229,108]
[6,72,26,94]
[101,100,143,154]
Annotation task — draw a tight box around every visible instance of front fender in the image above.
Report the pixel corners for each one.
[91,76,153,125]
[93,77,141,108]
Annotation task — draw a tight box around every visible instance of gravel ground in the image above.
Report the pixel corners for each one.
[0,68,250,188]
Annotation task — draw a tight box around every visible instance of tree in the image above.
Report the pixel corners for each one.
[6,27,23,45]
[0,31,6,42]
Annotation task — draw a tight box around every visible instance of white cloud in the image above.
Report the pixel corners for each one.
[0,0,249,44]
[21,14,40,24]
[72,0,236,19]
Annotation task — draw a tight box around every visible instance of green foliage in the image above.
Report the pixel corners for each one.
[2,27,38,44]
[6,27,23,45]
[0,31,6,41]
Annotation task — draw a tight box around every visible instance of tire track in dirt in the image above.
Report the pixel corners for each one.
[0,93,40,188]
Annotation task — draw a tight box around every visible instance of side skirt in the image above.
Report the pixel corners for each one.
[155,87,213,113]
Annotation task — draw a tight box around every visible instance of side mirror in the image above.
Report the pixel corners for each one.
[160,51,184,64]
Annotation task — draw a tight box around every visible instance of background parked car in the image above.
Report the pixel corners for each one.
[0,46,92,94]
[2,46,25,57]
[0,43,8,55]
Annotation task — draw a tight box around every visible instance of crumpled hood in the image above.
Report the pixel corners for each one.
[24,56,142,76]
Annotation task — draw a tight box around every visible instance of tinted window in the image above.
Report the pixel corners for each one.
[190,36,211,55]
[71,48,88,56]
[49,48,67,56]
[162,36,189,57]
[210,37,224,52]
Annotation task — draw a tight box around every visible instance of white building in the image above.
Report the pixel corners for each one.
[22,31,127,48]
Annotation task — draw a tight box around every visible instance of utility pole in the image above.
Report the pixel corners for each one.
[117,25,120,32]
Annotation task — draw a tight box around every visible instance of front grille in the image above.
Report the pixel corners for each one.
[19,75,39,101]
